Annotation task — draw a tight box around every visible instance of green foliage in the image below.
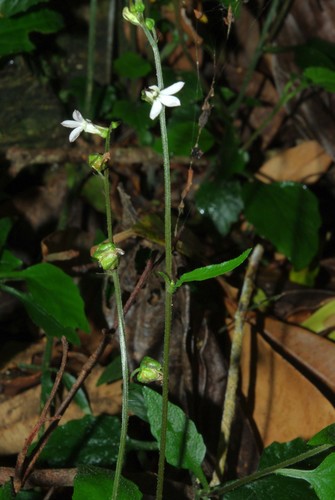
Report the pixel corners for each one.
[196,179,244,236]
[97,355,122,385]
[0,7,64,57]
[0,482,15,500]
[154,121,214,156]
[73,465,142,500]
[308,423,335,446]
[0,262,89,344]
[62,372,93,415]
[37,415,121,467]
[142,386,207,486]
[172,248,252,291]
[114,52,152,79]
[243,181,321,270]
[303,67,335,93]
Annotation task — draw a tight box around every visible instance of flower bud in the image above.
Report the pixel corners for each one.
[89,153,105,172]
[145,18,155,30]
[136,356,163,384]
[122,6,140,26]
[92,242,124,271]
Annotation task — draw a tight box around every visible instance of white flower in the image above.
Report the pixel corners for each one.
[61,110,107,142]
[143,81,185,120]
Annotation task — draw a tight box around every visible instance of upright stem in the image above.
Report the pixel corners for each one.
[85,0,97,117]
[142,24,174,500]
[103,126,129,500]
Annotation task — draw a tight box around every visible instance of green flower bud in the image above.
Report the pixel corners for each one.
[134,0,145,13]
[92,242,124,271]
[89,153,105,172]
[122,6,140,26]
[136,356,163,384]
[145,18,155,30]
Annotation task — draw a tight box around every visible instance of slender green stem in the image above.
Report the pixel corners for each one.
[141,24,174,500]
[85,0,97,117]
[102,124,129,500]
[111,269,129,500]
[205,444,331,497]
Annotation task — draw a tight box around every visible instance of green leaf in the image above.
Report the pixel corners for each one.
[173,248,251,291]
[19,263,89,333]
[154,121,214,156]
[196,179,244,236]
[97,355,122,386]
[295,39,335,72]
[128,383,149,423]
[0,218,12,251]
[38,415,121,467]
[81,175,105,214]
[301,300,335,334]
[308,423,335,447]
[73,465,142,500]
[0,9,64,56]
[62,372,92,415]
[258,438,311,470]
[142,386,206,483]
[0,284,81,344]
[0,481,15,500]
[0,249,22,273]
[276,453,335,500]
[112,100,152,145]
[114,52,151,79]
[223,475,317,500]
[304,67,335,92]
[0,0,49,17]
[243,181,321,270]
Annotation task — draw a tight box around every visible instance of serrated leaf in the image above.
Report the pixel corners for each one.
[0,9,64,56]
[143,386,206,482]
[243,181,321,270]
[276,453,335,500]
[304,67,335,93]
[114,52,151,79]
[38,415,121,467]
[73,465,142,500]
[196,179,244,236]
[96,355,122,385]
[173,248,251,291]
[308,423,335,447]
[62,372,92,415]
[0,0,49,17]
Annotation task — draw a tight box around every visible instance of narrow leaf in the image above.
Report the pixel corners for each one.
[173,248,251,291]
[62,372,92,415]
[96,355,122,386]
[143,386,206,483]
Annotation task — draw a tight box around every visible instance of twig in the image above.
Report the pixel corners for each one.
[0,467,76,488]
[211,244,264,485]
[14,336,69,492]
[14,331,112,492]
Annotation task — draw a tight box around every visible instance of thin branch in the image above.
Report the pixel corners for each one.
[211,244,264,485]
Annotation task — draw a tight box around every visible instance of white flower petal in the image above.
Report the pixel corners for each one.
[61,119,81,128]
[85,122,102,135]
[150,100,163,120]
[69,127,82,142]
[148,85,159,92]
[160,81,185,96]
[73,110,84,122]
[159,95,181,108]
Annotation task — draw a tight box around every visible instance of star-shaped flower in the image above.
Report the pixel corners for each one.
[61,110,108,142]
[143,81,185,120]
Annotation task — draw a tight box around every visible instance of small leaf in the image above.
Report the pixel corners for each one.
[196,179,244,236]
[276,453,335,500]
[97,355,122,386]
[128,383,149,423]
[308,423,335,447]
[81,176,105,214]
[301,299,335,334]
[73,465,142,500]
[62,372,92,415]
[114,52,151,79]
[173,248,251,291]
[304,67,335,93]
[243,181,321,270]
[38,415,121,467]
[0,10,64,56]
[143,386,206,484]
[0,249,22,273]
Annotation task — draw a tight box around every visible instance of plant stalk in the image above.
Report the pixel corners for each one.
[85,0,97,117]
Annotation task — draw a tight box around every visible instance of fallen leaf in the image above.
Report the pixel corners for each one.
[256,141,332,184]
